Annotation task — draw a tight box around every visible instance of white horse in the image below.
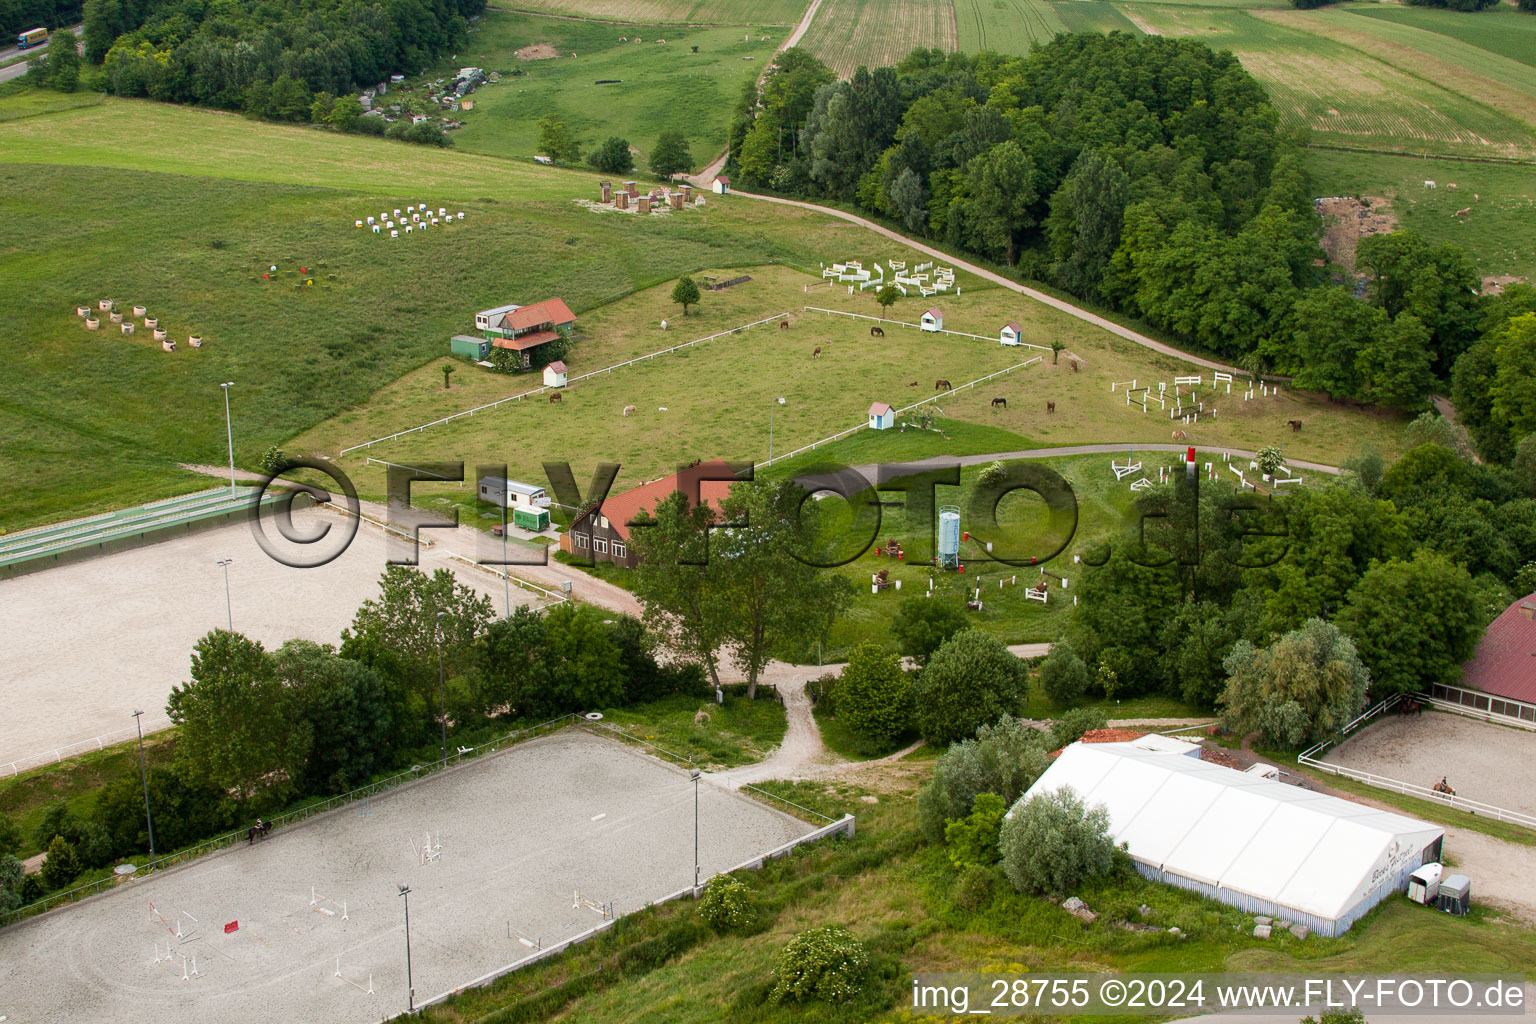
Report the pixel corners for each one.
[1423,180,1437,190]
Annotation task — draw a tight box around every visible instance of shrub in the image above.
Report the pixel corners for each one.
[835,642,913,748]
[588,135,634,173]
[1048,707,1107,749]
[916,716,1048,842]
[40,835,81,891]
[0,853,22,913]
[944,792,1007,869]
[0,813,21,858]
[1000,787,1114,895]
[1039,642,1089,705]
[771,926,870,1004]
[698,874,757,932]
[808,672,840,714]
[951,864,998,911]
[258,445,288,474]
[912,630,1028,743]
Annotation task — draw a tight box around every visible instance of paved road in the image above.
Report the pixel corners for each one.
[731,188,1247,376]
[0,24,82,83]
[688,0,823,188]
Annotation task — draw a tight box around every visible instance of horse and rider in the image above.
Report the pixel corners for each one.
[247,818,273,844]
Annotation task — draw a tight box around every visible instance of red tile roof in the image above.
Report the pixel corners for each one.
[1003,320,1020,332]
[869,402,892,416]
[588,459,739,543]
[498,298,576,332]
[1458,593,1536,703]
[492,330,560,351]
[924,307,942,318]
[1048,728,1147,759]
[546,359,567,373]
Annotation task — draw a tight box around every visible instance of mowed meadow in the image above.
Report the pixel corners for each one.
[413,11,780,171]
[0,100,864,529]
[472,0,809,23]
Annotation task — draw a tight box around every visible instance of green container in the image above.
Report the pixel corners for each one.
[512,506,549,531]
[451,335,489,360]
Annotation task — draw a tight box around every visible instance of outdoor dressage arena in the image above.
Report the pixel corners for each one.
[0,730,819,1024]
[1323,710,1536,818]
[0,505,521,771]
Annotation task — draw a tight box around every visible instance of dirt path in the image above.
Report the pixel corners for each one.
[688,0,823,187]
[728,189,1246,375]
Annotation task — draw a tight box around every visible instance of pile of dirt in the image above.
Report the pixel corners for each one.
[515,43,557,61]
[1482,274,1527,296]
[1315,195,1397,275]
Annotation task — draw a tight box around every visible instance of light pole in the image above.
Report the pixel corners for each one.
[501,500,510,617]
[435,611,448,766]
[216,558,232,631]
[398,883,414,1013]
[690,767,701,889]
[133,710,156,870]
[219,382,236,496]
[768,396,786,464]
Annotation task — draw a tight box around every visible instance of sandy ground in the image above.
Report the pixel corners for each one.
[1323,711,1536,818]
[1315,195,1397,275]
[0,730,815,1024]
[0,506,531,770]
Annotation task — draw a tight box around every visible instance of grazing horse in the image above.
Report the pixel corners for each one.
[247,819,272,845]
[870,326,885,338]
[549,392,562,404]
[908,380,918,387]
[779,320,789,330]
[1046,400,1055,414]
[622,404,637,417]
[1172,429,1187,441]
[1070,359,1078,373]
[934,379,952,391]
[991,397,1007,408]
[1288,419,1303,432]
[812,346,821,359]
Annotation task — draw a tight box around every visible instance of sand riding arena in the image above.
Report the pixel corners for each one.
[0,729,836,1024]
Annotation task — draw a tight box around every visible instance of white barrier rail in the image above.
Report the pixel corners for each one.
[762,356,1042,468]
[2,716,173,778]
[1298,693,1536,829]
[339,312,794,455]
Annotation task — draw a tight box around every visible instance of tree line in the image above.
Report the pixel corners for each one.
[0,564,704,913]
[0,0,79,41]
[24,0,480,132]
[727,38,1489,413]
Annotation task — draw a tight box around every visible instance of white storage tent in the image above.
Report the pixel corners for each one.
[1014,740,1444,936]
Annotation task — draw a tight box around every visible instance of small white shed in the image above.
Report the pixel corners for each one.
[712,175,731,195]
[920,307,943,332]
[868,401,894,430]
[544,359,568,388]
[1000,320,1021,346]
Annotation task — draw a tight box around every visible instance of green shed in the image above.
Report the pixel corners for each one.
[451,334,490,360]
[512,506,549,531]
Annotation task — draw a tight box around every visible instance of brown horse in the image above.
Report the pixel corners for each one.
[247,819,272,845]
[779,320,789,330]
[549,392,562,403]
[935,379,952,391]
[1288,419,1303,432]
[812,346,821,359]
[991,397,1006,408]
[1046,400,1055,414]
[1070,359,1079,373]
[870,326,885,338]
[1433,777,1455,796]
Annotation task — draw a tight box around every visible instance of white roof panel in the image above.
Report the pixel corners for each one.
[1017,738,1444,923]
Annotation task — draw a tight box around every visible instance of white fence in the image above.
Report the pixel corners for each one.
[339,312,794,455]
[803,305,1053,353]
[1,716,172,778]
[1298,694,1536,829]
[761,355,1041,468]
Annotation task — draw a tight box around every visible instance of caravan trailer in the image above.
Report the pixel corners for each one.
[478,476,551,510]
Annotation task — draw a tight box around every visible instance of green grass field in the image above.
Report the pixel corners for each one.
[1346,3,1536,70]
[1304,148,1536,282]
[798,0,959,78]
[1126,5,1536,162]
[481,0,808,24]
[955,0,1065,53]
[1050,0,1142,35]
[417,10,779,171]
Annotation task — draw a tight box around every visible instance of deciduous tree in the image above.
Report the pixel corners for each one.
[1218,619,1370,748]
[912,630,1028,743]
[1000,787,1115,895]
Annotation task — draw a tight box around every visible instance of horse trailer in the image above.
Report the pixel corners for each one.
[1408,863,1442,905]
[1439,874,1471,917]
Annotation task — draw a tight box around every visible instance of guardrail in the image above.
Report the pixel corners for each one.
[1297,693,1536,830]
[339,312,793,455]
